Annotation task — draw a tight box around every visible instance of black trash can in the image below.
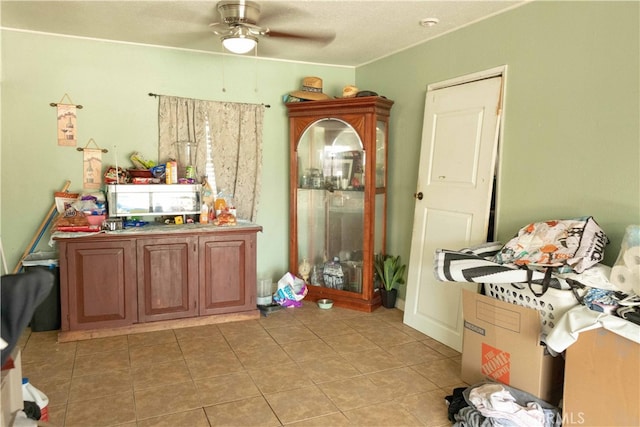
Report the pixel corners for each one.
[22,252,61,332]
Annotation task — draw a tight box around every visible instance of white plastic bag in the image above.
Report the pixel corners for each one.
[273,273,307,307]
[22,378,48,422]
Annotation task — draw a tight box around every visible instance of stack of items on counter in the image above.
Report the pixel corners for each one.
[103,152,190,185]
[54,191,106,232]
[435,217,640,425]
[100,151,238,227]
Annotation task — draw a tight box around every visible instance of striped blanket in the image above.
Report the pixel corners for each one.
[434,242,570,289]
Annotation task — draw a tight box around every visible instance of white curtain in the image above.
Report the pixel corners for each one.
[157,96,264,221]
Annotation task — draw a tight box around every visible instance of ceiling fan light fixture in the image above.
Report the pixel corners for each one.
[221,34,257,54]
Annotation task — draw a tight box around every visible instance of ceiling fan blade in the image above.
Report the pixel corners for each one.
[264,29,335,44]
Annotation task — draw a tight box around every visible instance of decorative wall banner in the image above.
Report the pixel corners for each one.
[77,139,108,189]
[57,104,77,146]
[83,148,102,189]
[50,94,83,147]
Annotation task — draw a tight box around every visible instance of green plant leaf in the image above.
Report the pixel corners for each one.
[374,254,406,291]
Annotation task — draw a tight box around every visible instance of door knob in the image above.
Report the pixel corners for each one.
[414,192,423,200]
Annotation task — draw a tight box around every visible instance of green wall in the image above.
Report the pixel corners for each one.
[357,0,639,300]
[0,31,353,278]
[2,1,638,302]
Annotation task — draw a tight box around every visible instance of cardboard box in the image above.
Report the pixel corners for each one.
[563,328,639,426]
[461,290,564,404]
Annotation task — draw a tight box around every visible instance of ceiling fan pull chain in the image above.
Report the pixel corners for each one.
[254,47,259,92]
[221,54,227,93]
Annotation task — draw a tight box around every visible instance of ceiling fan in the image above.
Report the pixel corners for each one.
[209,0,335,54]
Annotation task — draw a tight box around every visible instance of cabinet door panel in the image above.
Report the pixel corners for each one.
[66,240,137,330]
[200,233,256,315]
[137,237,198,322]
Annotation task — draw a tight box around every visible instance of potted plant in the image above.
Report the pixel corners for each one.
[374,253,407,308]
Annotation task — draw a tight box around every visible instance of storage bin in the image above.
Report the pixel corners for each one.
[484,282,582,335]
[22,252,60,332]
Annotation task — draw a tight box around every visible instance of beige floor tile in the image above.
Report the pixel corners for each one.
[373,307,405,324]
[399,389,452,426]
[195,371,261,406]
[73,349,130,377]
[46,403,67,427]
[68,368,132,402]
[173,324,222,341]
[264,385,339,424]
[343,346,405,374]
[21,343,76,366]
[185,349,245,380]
[22,358,73,383]
[347,316,392,334]
[288,307,338,324]
[301,356,361,384]
[411,358,464,387]
[28,376,71,407]
[318,375,385,411]
[344,400,422,426]
[65,391,136,427]
[386,341,449,366]
[28,307,460,426]
[281,338,340,362]
[132,359,192,390]
[267,323,319,344]
[367,366,440,397]
[322,332,379,354]
[286,411,351,426]
[75,335,128,356]
[365,325,416,348]
[218,319,265,336]
[127,329,176,348]
[421,337,461,358]
[302,319,356,338]
[129,341,184,368]
[234,341,294,369]
[258,310,298,330]
[137,408,211,427]
[392,323,433,340]
[247,362,315,394]
[134,381,201,420]
[203,396,281,426]
[24,330,62,346]
[224,328,277,351]
[177,333,231,359]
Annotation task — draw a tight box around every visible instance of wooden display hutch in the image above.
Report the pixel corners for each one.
[286,96,394,311]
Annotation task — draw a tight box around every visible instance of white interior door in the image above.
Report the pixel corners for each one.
[403,73,503,352]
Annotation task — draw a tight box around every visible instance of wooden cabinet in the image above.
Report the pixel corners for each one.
[286,96,394,312]
[56,224,261,338]
[199,232,257,315]
[61,239,137,331]
[137,237,198,322]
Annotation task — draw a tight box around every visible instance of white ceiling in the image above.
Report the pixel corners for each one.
[1,0,527,67]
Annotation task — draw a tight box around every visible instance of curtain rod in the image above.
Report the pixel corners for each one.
[148,92,270,108]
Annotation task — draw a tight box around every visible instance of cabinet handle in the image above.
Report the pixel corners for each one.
[414,192,423,200]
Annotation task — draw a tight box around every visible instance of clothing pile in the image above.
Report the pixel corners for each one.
[445,382,562,427]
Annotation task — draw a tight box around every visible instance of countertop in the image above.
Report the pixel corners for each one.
[51,220,262,244]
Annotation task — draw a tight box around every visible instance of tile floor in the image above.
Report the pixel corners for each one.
[17,301,467,426]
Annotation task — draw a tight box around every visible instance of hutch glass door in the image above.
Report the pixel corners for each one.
[297,118,365,294]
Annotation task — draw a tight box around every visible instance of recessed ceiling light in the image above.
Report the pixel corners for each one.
[420,18,440,27]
